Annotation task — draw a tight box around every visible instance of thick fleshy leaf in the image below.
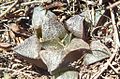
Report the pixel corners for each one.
[32,6,67,41]
[13,35,41,59]
[65,38,90,52]
[32,7,56,29]
[40,38,90,74]
[61,33,72,46]
[40,49,65,74]
[66,15,85,39]
[84,40,111,65]
[41,39,64,50]
[13,35,47,69]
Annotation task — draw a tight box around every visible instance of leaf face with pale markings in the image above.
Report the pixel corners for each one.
[32,6,67,41]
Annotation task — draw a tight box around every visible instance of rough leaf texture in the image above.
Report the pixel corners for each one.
[32,6,67,41]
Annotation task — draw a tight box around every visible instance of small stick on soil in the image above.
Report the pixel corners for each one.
[91,6,95,26]
[91,2,120,79]
[109,63,120,75]
[21,1,44,6]
[0,66,33,78]
[11,66,32,76]
[91,52,116,79]
[107,1,120,9]
[0,1,14,7]
[109,3,120,48]
[0,0,18,19]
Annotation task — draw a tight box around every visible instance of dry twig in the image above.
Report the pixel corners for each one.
[91,52,116,79]
[109,3,120,49]
[0,66,33,78]
[91,2,120,79]
[0,0,18,19]
[21,1,44,6]
[107,1,120,9]
[109,63,120,75]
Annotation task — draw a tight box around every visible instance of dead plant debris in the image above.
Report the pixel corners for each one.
[0,0,120,79]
